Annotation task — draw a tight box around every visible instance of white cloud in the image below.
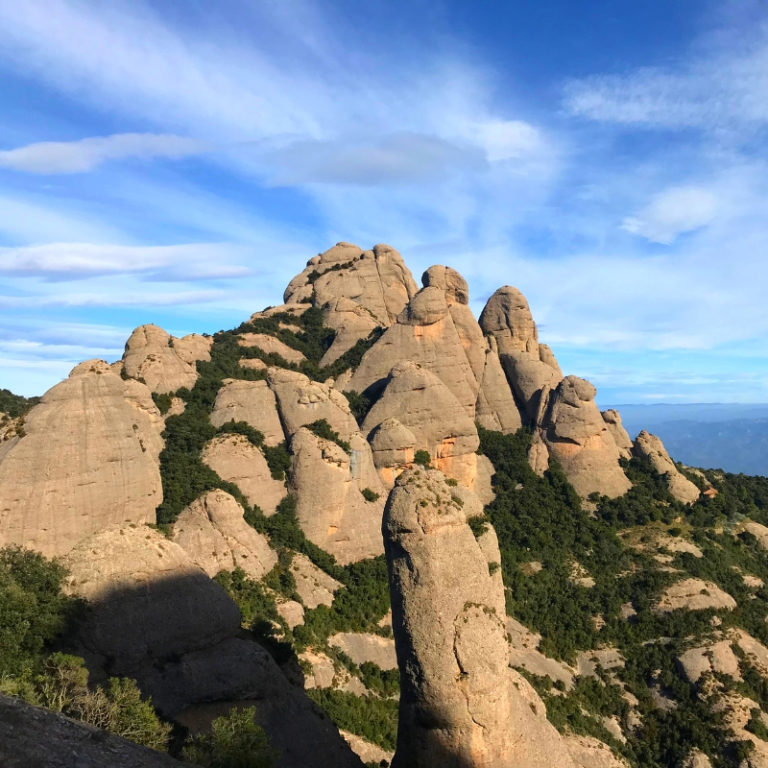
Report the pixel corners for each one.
[0,242,251,280]
[563,23,768,134]
[622,186,719,244]
[0,133,207,174]
[475,120,547,163]
[0,289,228,309]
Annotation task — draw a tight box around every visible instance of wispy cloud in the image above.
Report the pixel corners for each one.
[0,133,207,174]
[0,242,251,280]
[622,186,719,244]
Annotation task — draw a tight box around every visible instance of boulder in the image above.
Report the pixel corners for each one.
[328,632,398,670]
[290,429,385,564]
[368,418,417,488]
[602,409,633,458]
[0,361,163,557]
[678,639,741,684]
[541,376,631,499]
[122,324,211,393]
[201,433,285,514]
[210,379,285,447]
[633,431,700,504]
[384,468,576,768]
[362,361,479,488]
[654,578,737,614]
[171,489,277,579]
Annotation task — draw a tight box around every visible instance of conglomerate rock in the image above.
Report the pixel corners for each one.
[290,428,385,564]
[171,489,277,579]
[209,378,285,446]
[362,361,480,489]
[602,409,634,458]
[633,430,701,504]
[540,376,631,499]
[0,360,163,557]
[201,433,285,514]
[122,324,211,394]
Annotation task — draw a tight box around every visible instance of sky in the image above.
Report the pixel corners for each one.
[0,0,767,404]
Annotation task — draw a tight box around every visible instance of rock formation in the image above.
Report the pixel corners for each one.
[383,468,577,768]
[362,361,480,489]
[602,409,633,458]
[633,430,701,504]
[540,376,631,498]
[122,324,211,393]
[201,434,285,514]
[290,428,385,564]
[209,378,285,446]
[0,360,163,557]
[171,489,277,579]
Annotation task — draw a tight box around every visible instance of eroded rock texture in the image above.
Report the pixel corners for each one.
[383,468,576,768]
[122,324,211,394]
[540,376,631,499]
[0,360,163,557]
[633,430,700,504]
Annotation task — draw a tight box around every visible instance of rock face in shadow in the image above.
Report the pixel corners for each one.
[383,468,577,768]
[122,324,211,394]
[540,376,631,499]
[0,360,163,557]
[0,694,186,768]
[633,430,701,504]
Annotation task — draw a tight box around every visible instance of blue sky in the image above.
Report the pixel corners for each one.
[0,0,767,404]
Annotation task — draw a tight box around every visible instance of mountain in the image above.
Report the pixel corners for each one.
[1,241,767,768]
[611,404,768,476]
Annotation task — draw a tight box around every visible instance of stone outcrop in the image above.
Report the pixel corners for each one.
[368,418,417,488]
[284,242,417,321]
[201,434,285,514]
[0,694,186,768]
[268,368,359,441]
[0,361,163,557]
[602,409,633,458]
[654,578,737,614]
[633,431,700,504]
[238,333,306,364]
[290,552,341,609]
[209,379,285,446]
[63,523,241,669]
[290,428,385,564]
[122,324,211,393]
[384,468,576,768]
[171,489,277,579]
[540,376,631,499]
[328,632,398,670]
[362,361,479,489]
[474,343,523,434]
[479,286,561,420]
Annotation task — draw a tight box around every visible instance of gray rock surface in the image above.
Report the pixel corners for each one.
[290,428,385,564]
[0,360,163,557]
[0,694,186,768]
[201,433,285,514]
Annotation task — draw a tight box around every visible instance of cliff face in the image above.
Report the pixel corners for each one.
[3,240,758,768]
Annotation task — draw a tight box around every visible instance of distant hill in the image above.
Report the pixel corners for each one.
[609,403,768,476]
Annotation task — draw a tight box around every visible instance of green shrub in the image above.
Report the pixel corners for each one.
[361,488,380,503]
[182,706,276,768]
[413,450,431,467]
[305,419,351,452]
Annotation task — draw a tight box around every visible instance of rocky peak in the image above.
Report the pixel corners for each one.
[479,285,539,356]
[421,265,469,306]
[633,430,701,504]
